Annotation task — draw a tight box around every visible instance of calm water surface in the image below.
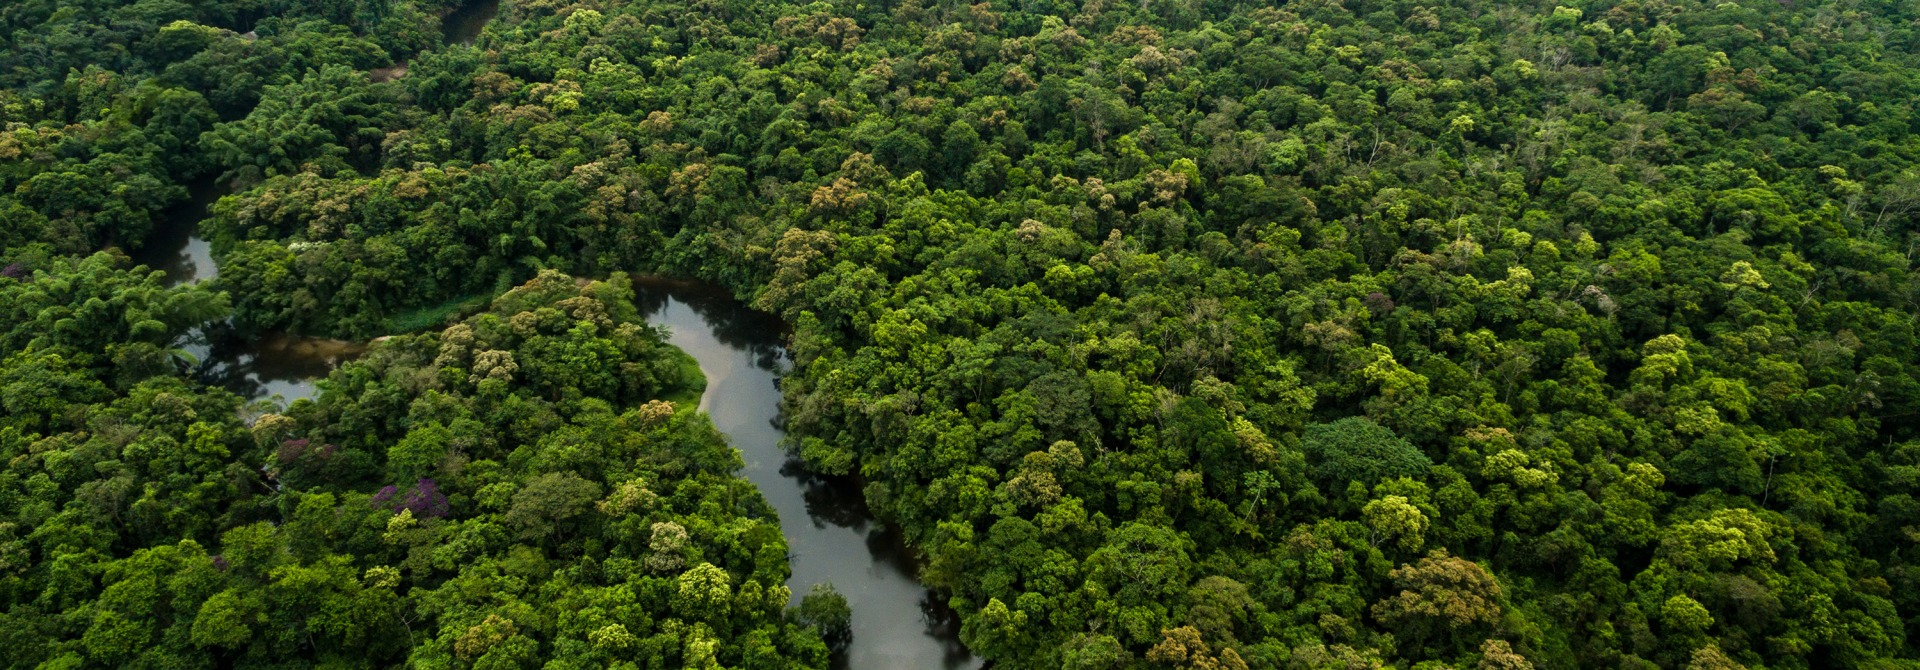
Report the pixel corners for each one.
[127,0,502,403]
[632,277,981,670]
[125,12,977,664]
[130,178,221,285]
[131,180,362,403]
[442,0,499,45]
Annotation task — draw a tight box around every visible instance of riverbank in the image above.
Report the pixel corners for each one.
[633,276,980,670]
[117,0,508,404]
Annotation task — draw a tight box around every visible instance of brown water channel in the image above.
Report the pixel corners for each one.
[129,0,502,402]
[130,178,364,403]
[632,277,981,670]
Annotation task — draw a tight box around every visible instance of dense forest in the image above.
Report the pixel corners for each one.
[0,256,839,667]
[7,0,1920,667]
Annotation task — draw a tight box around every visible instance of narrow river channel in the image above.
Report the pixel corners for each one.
[633,278,981,670]
[130,178,365,403]
[127,4,981,665]
[128,0,503,403]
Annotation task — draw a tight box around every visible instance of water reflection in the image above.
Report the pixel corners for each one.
[130,178,223,284]
[129,180,361,403]
[195,325,366,402]
[629,276,787,372]
[632,276,980,670]
[121,0,504,404]
[443,0,499,45]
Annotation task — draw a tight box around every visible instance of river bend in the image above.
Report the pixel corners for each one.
[633,278,980,670]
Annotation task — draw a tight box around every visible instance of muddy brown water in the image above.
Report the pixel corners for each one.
[129,179,361,403]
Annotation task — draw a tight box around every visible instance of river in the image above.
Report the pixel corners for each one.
[442,0,500,45]
[129,0,504,403]
[129,5,980,665]
[632,278,980,670]
[130,178,366,403]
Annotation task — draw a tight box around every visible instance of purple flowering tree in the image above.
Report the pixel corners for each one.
[372,479,449,518]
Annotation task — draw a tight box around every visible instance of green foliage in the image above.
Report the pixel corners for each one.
[0,252,225,391]
[383,282,508,334]
[1302,417,1433,492]
[13,0,1920,667]
[0,268,829,668]
[791,583,851,654]
[201,64,394,182]
[0,0,461,258]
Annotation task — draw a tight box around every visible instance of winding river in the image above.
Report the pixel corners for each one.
[129,0,505,402]
[135,230,982,663]
[633,278,980,670]
[130,178,365,403]
[130,3,980,665]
